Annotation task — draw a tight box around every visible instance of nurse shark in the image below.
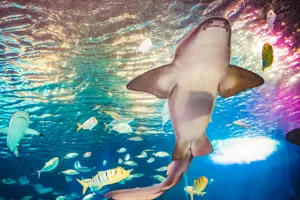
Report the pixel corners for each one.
[0,111,44,158]
[105,17,264,199]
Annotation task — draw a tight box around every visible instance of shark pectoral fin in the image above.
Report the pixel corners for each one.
[191,134,213,157]
[172,139,190,160]
[25,128,44,137]
[219,65,264,98]
[126,64,178,99]
[0,127,9,134]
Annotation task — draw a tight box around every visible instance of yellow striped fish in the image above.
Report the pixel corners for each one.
[76,167,132,194]
[185,176,208,200]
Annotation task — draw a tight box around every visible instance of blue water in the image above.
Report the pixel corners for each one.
[0,0,299,200]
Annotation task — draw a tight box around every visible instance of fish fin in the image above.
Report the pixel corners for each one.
[77,123,82,131]
[126,64,178,99]
[37,170,41,179]
[25,128,44,137]
[219,65,264,98]
[172,139,190,160]
[76,179,90,195]
[201,192,206,196]
[189,191,194,200]
[104,123,112,133]
[191,134,213,157]
[0,127,8,134]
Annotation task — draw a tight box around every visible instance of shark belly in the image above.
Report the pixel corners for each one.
[7,118,29,155]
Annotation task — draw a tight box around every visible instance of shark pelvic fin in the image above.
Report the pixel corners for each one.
[219,65,264,98]
[191,134,213,157]
[172,139,191,160]
[126,64,178,99]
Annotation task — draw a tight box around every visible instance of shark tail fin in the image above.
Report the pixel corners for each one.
[77,123,82,131]
[191,134,213,157]
[172,139,190,160]
[76,179,89,195]
[126,64,178,99]
[105,151,193,200]
[219,65,264,98]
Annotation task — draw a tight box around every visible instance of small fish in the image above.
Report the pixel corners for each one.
[18,176,29,185]
[137,38,153,54]
[77,117,98,131]
[83,192,96,200]
[20,196,33,200]
[76,167,132,194]
[103,160,107,166]
[74,161,95,173]
[104,111,122,120]
[117,148,127,153]
[232,120,251,129]
[136,151,147,158]
[285,128,300,146]
[1,178,17,185]
[128,136,143,141]
[66,176,73,182]
[266,9,276,30]
[37,157,59,179]
[64,153,79,159]
[124,161,138,166]
[107,118,135,128]
[83,152,92,158]
[144,149,154,152]
[152,175,166,182]
[60,169,80,175]
[33,183,53,194]
[184,176,209,200]
[262,43,274,72]
[209,178,214,184]
[152,151,170,157]
[155,166,168,172]
[118,158,123,164]
[147,157,155,163]
[104,123,133,134]
[192,176,209,197]
[56,196,65,200]
[124,154,130,161]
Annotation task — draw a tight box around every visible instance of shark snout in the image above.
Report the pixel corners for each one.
[202,18,230,32]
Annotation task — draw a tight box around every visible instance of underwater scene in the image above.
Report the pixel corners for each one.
[0,0,299,199]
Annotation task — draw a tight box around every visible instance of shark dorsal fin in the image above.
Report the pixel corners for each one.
[219,65,264,98]
[126,64,178,99]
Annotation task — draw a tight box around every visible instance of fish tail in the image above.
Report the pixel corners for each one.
[104,123,109,132]
[77,123,82,131]
[76,179,90,195]
[105,150,193,200]
[189,191,194,200]
[201,192,206,196]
